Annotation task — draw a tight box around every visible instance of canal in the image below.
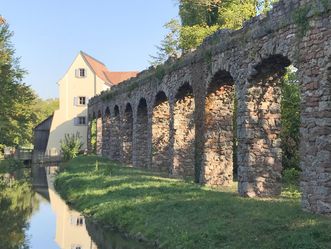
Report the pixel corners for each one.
[0,167,148,249]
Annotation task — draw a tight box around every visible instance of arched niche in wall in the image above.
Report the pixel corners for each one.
[203,69,235,186]
[122,103,133,164]
[173,82,195,178]
[152,91,170,172]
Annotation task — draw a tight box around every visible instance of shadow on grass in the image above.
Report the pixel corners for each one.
[56,156,331,249]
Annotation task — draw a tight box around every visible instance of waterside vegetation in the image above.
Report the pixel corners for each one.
[0,160,37,249]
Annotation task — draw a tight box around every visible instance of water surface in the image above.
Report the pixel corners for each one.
[0,169,149,249]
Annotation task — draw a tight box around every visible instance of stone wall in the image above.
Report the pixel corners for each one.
[122,104,133,164]
[173,83,195,178]
[109,106,121,160]
[238,58,286,197]
[88,0,331,214]
[102,109,111,157]
[152,92,171,173]
[203,79,234,186]
[134,99,149,168]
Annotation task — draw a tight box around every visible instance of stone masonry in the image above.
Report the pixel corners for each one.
[173,83,195,178]
[89,0,331,214]
[152,91,171,173]
[202,72,234,186]
[109,105,121,161]
[122,104,133,164]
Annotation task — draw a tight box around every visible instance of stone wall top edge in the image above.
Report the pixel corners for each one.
[89,0,329,108]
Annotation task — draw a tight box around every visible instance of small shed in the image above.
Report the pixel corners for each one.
[33,115,53,159]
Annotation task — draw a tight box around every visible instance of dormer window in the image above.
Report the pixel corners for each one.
[75,68,86,78]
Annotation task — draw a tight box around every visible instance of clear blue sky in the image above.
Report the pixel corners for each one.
[2,0,179,99]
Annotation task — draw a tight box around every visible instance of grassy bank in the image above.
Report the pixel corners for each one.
[55,155,331,249]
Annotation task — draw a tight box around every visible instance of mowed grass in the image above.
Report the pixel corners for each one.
[55,155,331,249]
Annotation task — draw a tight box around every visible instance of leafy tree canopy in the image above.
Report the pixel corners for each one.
[0,19,59,148]
[151,0,279,64]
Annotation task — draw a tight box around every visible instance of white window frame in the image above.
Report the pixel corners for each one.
[74,96,89,106]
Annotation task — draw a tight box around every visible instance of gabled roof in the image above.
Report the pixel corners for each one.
[80,51,138,86]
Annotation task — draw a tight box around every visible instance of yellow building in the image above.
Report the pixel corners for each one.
[48,187,98,249]
[45,51,137,155]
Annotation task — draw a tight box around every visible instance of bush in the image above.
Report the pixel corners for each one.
[281,69,301,171]
[0,158,24,174]
[90,120,97,154]
[60,132,84,161]
[282,168,300,185]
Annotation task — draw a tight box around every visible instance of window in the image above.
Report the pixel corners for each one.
[75,68,86,78]
[74,96,89,106]
[78,117,86,125]
[74,116,86,126]
[76,217,84,226]
[79,68,85,77]
[79,96,86,105]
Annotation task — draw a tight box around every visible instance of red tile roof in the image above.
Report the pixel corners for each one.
[105,71,139,85]
[80,51,138,86]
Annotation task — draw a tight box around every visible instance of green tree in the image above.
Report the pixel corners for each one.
[150,19,181,66]
[32,97,59,124]
[0,20,38,147]
[151,0,260,63]
[178,0,258,52]
[281,68,300,171]
[179,24,220,52]
[0,19,58,150]
[179,0,221,27]
[179,0,257,28]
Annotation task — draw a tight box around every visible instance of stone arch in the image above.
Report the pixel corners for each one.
[152,91,170,173]
[134,98,149,168]
[102,107,111,157]
[114,105,120,116]
[96,110,103,155]
[109,105,121,160]
[173,82,195,178]
[122,103,133,164]
[238,54,292,197]
[202,70,235,186]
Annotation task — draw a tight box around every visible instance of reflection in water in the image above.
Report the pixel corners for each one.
[26,190,58,249]
[0,177,37,249]
[0,168,148,249]
[48,185,98,249]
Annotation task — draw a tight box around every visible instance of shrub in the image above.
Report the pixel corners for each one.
[282,168,300,185]
[281,68,301,171]
[60,132,84,161]
[90,120,97,154]
[0,158,24,174]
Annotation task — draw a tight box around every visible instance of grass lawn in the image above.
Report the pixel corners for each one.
[55,155,331,249]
